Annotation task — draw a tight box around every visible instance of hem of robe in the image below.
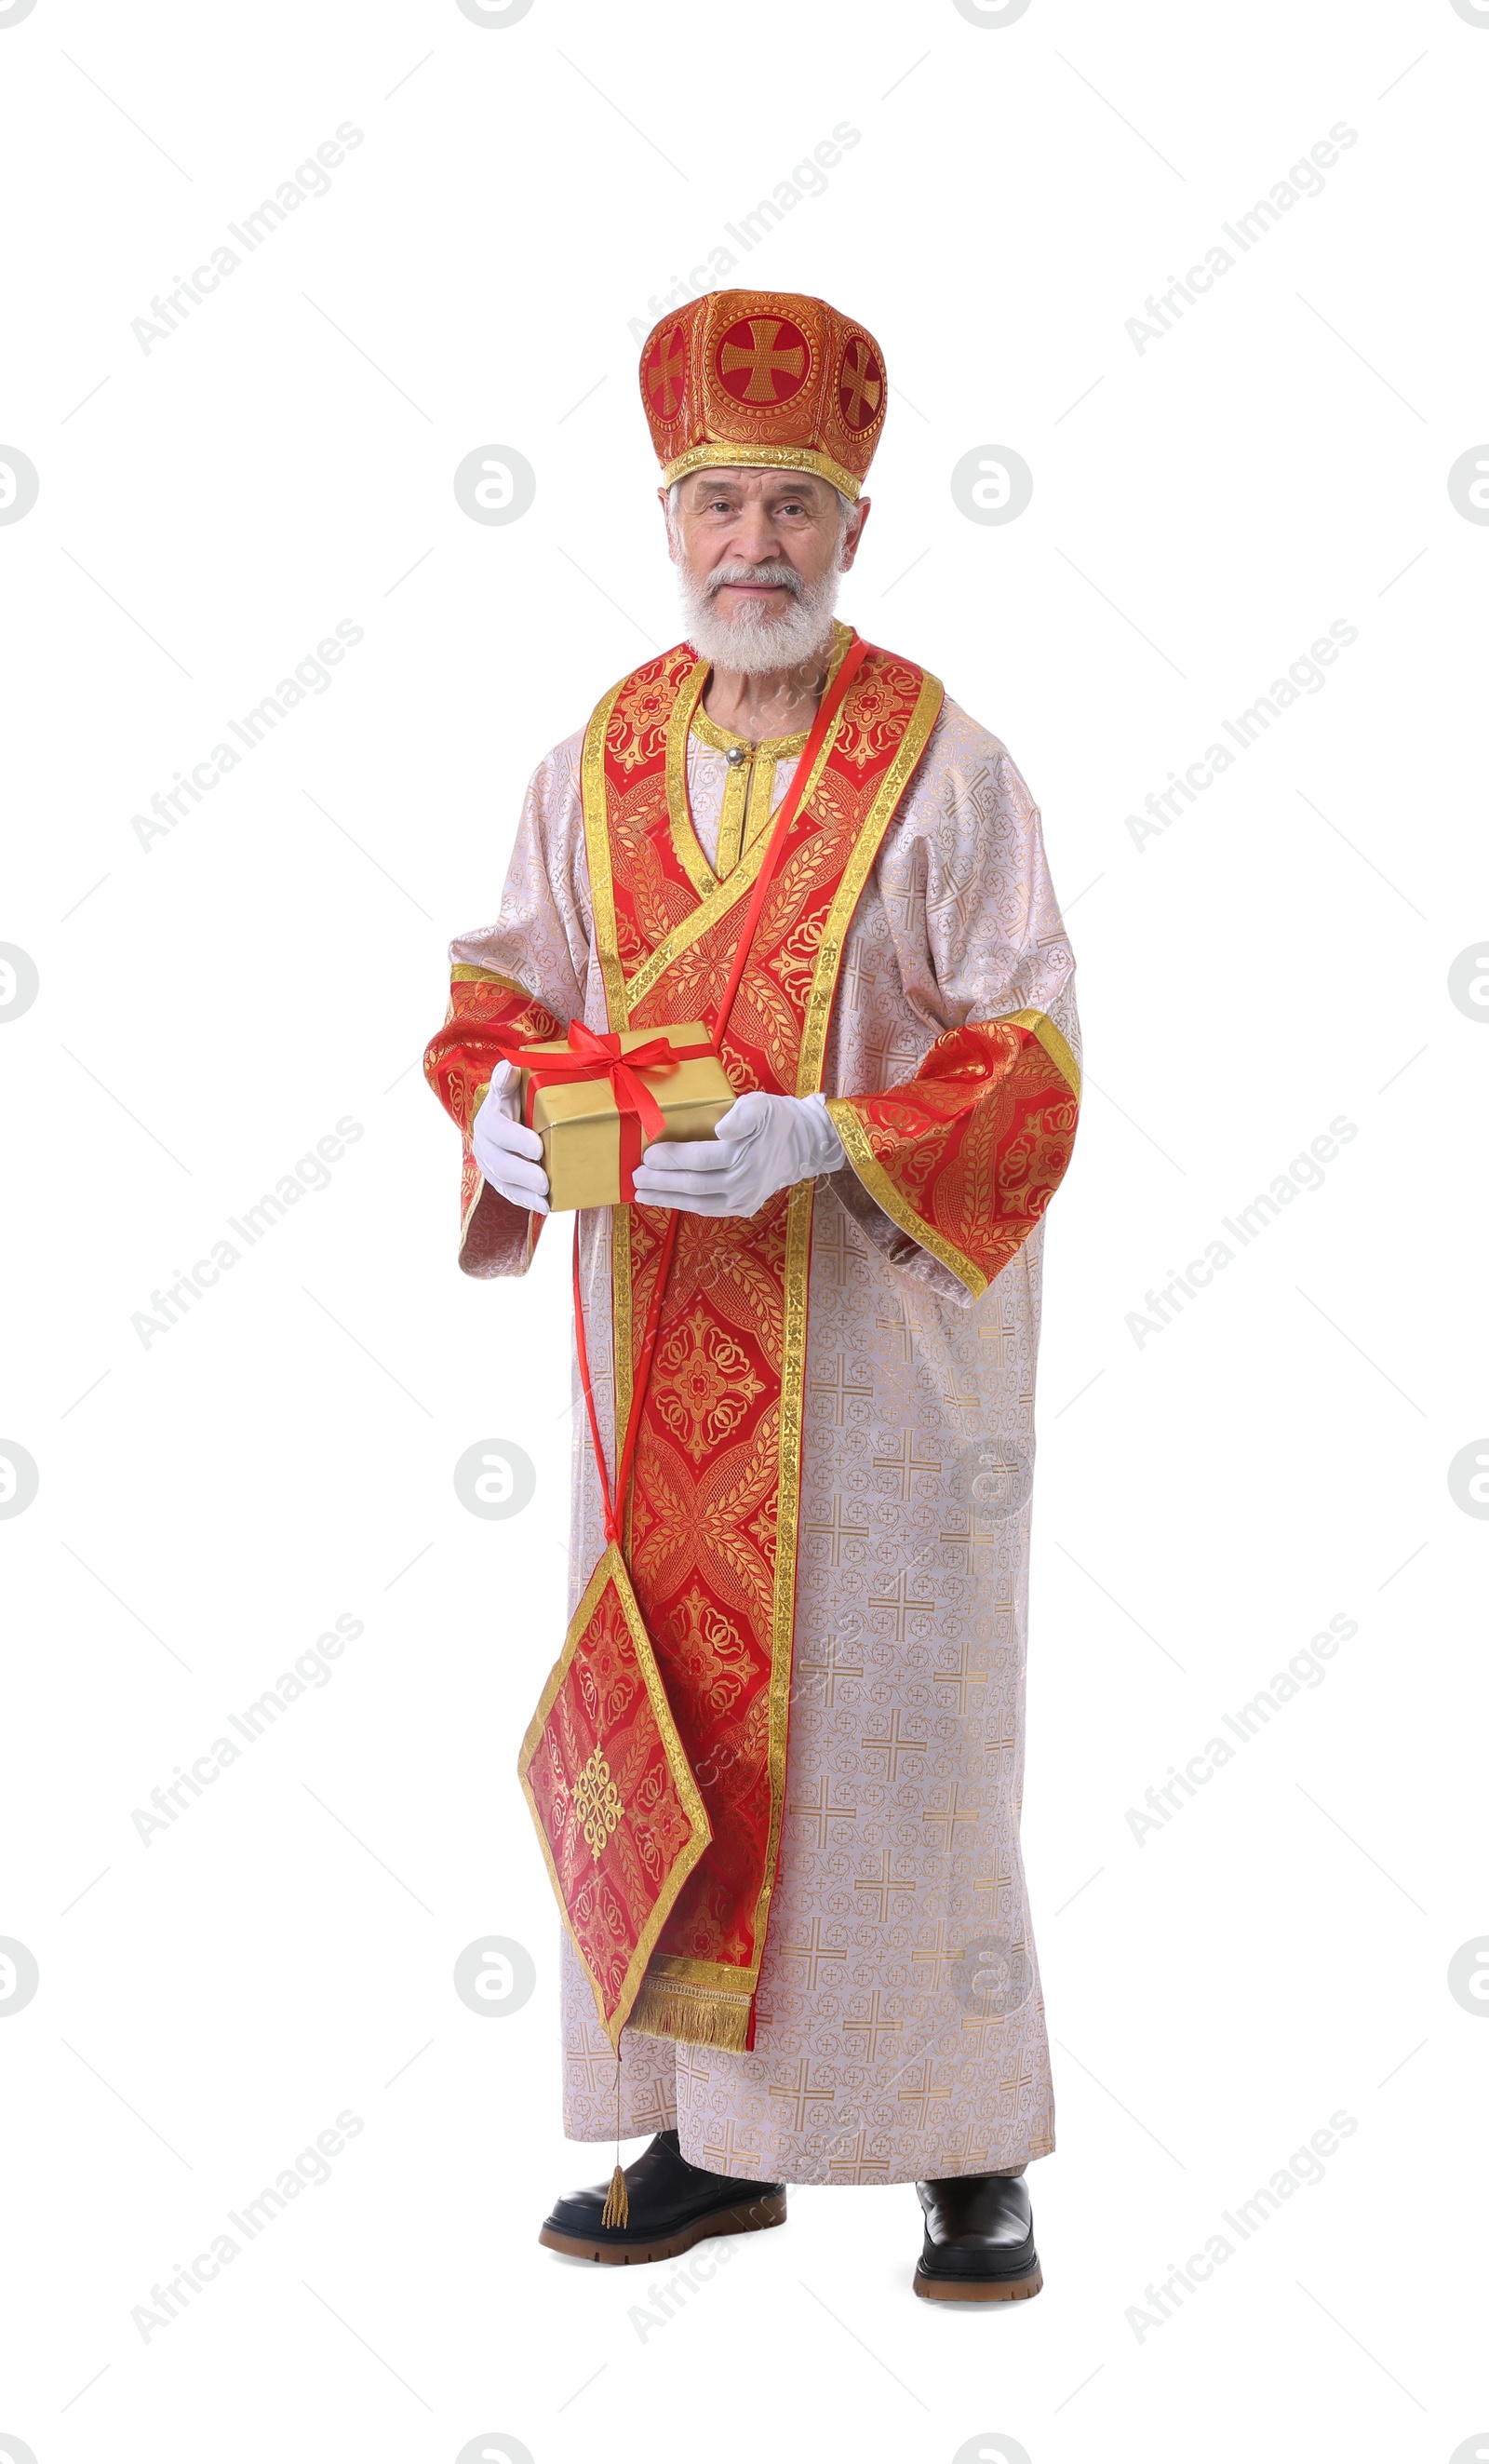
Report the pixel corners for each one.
[557,2120,1056,2187]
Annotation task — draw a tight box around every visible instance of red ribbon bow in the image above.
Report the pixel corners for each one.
[489,1017,715,1201]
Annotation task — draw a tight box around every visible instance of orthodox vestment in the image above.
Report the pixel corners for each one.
[425,623,1080,2183]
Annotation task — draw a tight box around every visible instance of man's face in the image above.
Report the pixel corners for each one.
[663,467,867,636]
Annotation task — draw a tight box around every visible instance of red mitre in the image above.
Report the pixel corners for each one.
[639,289,887,503]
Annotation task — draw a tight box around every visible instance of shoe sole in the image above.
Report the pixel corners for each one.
[539,2190,787,2266]
[913,2259,1043,2303]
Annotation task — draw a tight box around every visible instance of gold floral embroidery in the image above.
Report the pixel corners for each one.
[651,1301,765,1464]
[828,664,922,772]
[572,1745,624,1860]
[664,1585,753,1719]
[605,653,695,779]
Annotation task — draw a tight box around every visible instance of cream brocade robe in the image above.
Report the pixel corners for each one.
[452,693,1079,2186]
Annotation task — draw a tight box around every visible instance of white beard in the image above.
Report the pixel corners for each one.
[677,554,843,678]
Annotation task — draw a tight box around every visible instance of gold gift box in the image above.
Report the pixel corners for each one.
[517,1023,734,1211]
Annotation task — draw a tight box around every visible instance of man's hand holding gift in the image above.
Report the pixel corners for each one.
[473,1061,551,1216]
[474,1075,844,1219]
[629,1090,843,1218]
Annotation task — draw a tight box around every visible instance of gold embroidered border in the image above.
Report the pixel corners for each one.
[579,676,632,1029]
[712,755,751,879]
[664,658,715,897]
[737,751,779,870]
[708,749,780,879]
[516,1541,712,2046]
[449,963,530,992]
[1006,1005,1082,1099]
[795,668,945,1097]
[662,441,863,502]
[691,707,810,761]
[639,1951,753,1993]
[744,1173,817,1987]
[459,1168,488,1253]
[825,1096,987,1299]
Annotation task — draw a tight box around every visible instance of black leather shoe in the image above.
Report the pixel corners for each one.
[913,2172,1042,2301]
[540,2130,786,2265]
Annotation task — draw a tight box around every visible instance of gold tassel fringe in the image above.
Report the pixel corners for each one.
[601,2162,629,2229]
[627,1978,753,2052]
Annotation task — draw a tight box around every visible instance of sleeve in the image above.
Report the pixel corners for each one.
[824,727,1080,1305]
[423,737,592,1277]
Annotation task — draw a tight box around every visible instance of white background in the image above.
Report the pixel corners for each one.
[2,1,1485,2459]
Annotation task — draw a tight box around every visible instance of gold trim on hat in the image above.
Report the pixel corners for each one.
[661,441,864,502]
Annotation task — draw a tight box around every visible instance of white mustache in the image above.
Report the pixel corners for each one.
[705,560,803,599]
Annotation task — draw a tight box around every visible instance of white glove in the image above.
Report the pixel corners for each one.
[629,1089,844,1219]
[472,1060,550,1215]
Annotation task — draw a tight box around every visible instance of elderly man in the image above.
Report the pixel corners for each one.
[425,289,1080,2301]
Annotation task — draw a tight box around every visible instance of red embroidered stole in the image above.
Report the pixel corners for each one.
[564,631,942,2049]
